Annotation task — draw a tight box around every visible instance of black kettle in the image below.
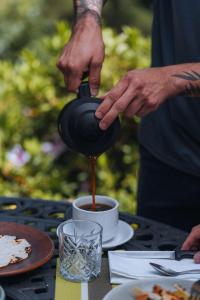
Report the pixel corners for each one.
[58,82,120,156]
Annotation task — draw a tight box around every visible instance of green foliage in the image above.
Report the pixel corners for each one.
[0,0,73,59]
[0,22,150,212]
[103,0,153,34]
[0,0,152,60]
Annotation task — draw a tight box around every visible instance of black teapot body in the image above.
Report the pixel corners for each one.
[58,82,120,156]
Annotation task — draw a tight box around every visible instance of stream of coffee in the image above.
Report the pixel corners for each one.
[88,156,97,211]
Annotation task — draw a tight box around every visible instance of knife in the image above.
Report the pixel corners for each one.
[110,250,197,260]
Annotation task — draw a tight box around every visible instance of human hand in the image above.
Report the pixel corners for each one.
[181,225,200,263]
[57,13,104,96]
[95,67,182,130]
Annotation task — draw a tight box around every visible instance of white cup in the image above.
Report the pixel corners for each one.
[72,195,119,243]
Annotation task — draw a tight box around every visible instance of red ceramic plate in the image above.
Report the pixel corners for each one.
[0,222,54,276]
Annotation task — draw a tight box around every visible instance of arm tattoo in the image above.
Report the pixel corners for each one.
[74,0,107,25]
[172,71,200,97]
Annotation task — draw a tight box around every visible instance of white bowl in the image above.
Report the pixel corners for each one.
[103,278,193,300]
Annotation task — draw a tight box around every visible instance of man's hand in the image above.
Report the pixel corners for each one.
[181,225,200,263]
[95,67,182,130]
[57,12,104,96]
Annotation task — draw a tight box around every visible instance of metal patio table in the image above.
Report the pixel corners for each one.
[0,196,188,300]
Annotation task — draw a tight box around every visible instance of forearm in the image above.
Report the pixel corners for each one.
[73,0,107,24]
[164,63,200,97]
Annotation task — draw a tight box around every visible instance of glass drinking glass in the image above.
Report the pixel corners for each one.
[57,219,103,282]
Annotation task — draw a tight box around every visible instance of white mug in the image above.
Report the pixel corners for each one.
[72,195,119,242]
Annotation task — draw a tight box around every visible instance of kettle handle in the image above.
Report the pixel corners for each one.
[78,81,91,98]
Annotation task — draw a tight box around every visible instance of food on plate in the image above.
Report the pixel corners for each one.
[0,235,31,268]
[132,284,190,300]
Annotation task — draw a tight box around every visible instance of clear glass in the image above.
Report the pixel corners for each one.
[58,219,102,282]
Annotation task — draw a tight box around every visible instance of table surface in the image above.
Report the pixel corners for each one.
[0,196,188,300]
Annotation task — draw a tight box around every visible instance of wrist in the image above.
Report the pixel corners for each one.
[73,9,102,32]
[162,65,187,96]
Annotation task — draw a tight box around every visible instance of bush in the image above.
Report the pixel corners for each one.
[0,22,150,212]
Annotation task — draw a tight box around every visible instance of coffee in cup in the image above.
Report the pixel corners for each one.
[72,195,119,243]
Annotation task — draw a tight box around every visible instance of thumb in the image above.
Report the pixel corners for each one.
[194,252,200,263]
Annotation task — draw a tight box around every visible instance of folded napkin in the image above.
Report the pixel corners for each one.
[108,251,200,284]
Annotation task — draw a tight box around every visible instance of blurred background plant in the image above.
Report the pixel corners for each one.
[0,0,152,212]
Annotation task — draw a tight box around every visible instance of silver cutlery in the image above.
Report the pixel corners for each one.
[110,250,197,260]
[150,262,200,276]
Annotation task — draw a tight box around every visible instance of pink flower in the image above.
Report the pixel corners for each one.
[41,135,66,158]
[7,144,30,168]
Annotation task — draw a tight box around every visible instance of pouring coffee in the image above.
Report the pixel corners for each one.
[58,81,120,211]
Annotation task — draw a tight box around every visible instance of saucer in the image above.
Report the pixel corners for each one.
[56,220,134,250]
[102,220,134,249]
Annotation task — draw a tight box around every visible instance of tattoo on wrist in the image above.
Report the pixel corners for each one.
[172,71,200,97]
[74,9,102,26]
[74,0,106,24]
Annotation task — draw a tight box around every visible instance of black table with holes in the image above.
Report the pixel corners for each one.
[0,196,188,300]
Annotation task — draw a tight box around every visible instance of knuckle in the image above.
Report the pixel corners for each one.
[133,77,141,86]
[90,74,101,85]
[125,71,132,81]
[147,99,157,109]
[108,93,116,103]
[142,92,149,99]
[67,63,77,72]
[98,102,109,113]
[92,58,103,66]
[114,101,125,112]
[56,60,65,70]
[136,80,143,89]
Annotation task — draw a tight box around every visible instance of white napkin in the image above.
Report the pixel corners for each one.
[108,251,200,284]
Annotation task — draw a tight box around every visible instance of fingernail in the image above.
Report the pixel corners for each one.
[100,122,107,130]
[91,89,98,96]
[95,111,103,119]
[194,252,200,263]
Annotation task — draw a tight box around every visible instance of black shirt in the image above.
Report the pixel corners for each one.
[139,0,200,176]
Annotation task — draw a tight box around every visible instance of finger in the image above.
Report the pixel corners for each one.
[57,53,84,92]
[135,100,158,117]
[194,252,200,263]
[67,68,85,92]
[56,54,66,72]
[124,96,145,118]
[181,230,200,250]
[192,224,200,232]
[95,78,129,119]
[64,73,82,93]
[135,105,154,117]
[89,61,102,96]
[99,88,137,130]
[181,236,194,250]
